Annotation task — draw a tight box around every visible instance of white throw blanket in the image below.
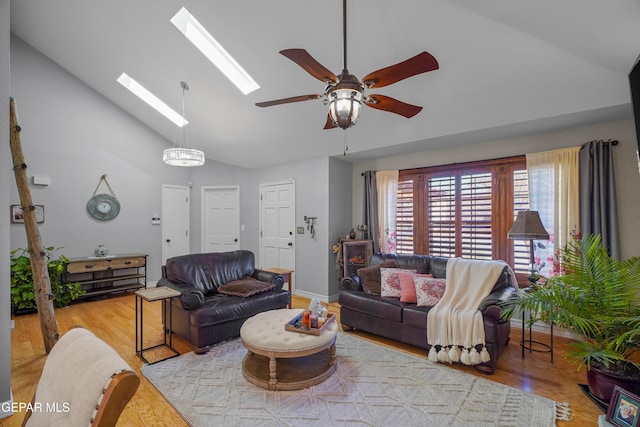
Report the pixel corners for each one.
[427,258,513,365]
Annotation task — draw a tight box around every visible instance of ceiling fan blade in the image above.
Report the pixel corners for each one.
[255,94,323,108]
[323,113,338,130]
[365,94,423,118]
[280,49,339,85]
[362,51,439,89]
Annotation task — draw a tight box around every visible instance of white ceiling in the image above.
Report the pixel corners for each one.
[10,0,640,169]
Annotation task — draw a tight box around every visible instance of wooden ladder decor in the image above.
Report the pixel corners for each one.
[9,97,59,353]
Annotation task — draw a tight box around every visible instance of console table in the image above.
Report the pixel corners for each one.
[63,253,147,299]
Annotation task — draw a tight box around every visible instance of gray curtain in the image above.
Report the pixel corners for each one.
[579,139,619,259]
[362,171,380,252]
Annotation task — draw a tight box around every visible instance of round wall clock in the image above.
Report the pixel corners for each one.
[87,193,120,221]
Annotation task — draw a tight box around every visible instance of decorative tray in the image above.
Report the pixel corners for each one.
[284,312,336,336]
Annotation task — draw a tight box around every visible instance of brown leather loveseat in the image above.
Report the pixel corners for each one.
[339,253,517,373]
[158,250,290,353]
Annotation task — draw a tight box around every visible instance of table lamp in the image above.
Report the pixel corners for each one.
[508,210,550,283]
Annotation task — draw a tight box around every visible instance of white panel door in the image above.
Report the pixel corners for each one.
[201,186,240,253]
[260,181,295,278]
[162,184,190,264]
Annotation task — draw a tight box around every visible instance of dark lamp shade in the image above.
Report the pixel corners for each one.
[507,210,549,240]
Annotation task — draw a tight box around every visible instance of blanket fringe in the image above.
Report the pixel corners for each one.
[437,347,451,363]
[555,401,571,422]
[429,345,491,366]
[460,348,471,365]
[480,346,491,363]
[428,346,439,362]
[448,346,461,362]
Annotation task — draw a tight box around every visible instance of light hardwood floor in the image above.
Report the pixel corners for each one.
[6,293,600,426]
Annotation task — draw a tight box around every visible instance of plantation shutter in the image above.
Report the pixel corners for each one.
[460,172,493,260]
[396,179,414,254]
[427,175,457,257]
[512,168,532,274]
[397,156,528,282]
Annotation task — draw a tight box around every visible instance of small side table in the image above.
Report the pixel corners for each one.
[264,267,294,308]
[135,287,181,364]
[521,309,554,363]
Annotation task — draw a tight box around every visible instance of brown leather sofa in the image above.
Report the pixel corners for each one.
[158,250,290,353]
[339,253,517,373]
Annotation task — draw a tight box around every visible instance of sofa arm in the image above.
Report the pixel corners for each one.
[252,269,285,291]
[340,275,364,292]
[478,286,516,320]
[157,278,205,310]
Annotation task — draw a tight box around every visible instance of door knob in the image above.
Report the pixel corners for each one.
[234,238,238,242]
[288,242,293,246]
[166,239,171,243]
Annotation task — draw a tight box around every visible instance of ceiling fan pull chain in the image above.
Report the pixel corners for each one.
[343,131,349,156]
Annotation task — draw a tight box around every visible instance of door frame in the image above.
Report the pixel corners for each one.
[200,185,240,253]
[258,179,296,274]
[161,184,190,265]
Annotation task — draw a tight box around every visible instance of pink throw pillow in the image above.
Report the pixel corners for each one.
[380,267,417,298]
[414,277,447,307]
[398,272,434,303]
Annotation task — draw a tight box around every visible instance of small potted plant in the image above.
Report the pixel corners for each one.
[502,233,640,403]
[10,246,85,314]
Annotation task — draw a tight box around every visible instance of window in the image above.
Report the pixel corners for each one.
[396,156,530,279]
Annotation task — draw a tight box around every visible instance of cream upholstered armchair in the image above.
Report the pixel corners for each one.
[22,327,139,427]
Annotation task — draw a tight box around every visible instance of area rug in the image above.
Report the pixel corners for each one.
[142,333,570,426]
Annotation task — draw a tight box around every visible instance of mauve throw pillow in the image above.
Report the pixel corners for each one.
[414,277,447,307]
[398,272,434,303]
[217,277,274,298]
[357,260,398,295]
[381,267,417,298]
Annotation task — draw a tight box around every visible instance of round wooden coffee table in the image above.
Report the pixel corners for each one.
[240,308,338,391]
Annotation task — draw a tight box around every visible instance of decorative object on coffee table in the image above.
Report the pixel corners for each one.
[240,308,338,390]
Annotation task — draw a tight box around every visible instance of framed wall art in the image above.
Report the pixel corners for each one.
[10,204,45,224]
[608,385,640,427]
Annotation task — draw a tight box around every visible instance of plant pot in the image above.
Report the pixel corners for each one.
[12,305,37,316]
[587,364,640,402]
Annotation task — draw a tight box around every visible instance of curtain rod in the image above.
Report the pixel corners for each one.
[582,139,619,148]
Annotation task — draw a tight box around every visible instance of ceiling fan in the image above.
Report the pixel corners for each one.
[255,0,439,130]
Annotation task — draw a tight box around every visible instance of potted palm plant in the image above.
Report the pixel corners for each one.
[502,233,640,404]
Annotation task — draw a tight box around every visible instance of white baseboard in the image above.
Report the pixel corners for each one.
[291,290,339,304]
[510,318,581,340]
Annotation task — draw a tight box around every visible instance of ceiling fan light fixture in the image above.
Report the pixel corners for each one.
[329,88,362,129]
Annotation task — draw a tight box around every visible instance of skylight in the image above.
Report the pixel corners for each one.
[170,7,259,95]
[117,73,188,127]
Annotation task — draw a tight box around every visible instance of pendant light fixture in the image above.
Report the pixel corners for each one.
[163,81,205,167]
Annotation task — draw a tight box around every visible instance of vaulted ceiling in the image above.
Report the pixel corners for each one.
[10,0,640,169]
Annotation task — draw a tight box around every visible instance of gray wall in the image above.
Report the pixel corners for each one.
[9,36,190,283]
[1,0,12,417]
[351,119,640,259]
[328,157,353,297]
[9,35,353,302]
